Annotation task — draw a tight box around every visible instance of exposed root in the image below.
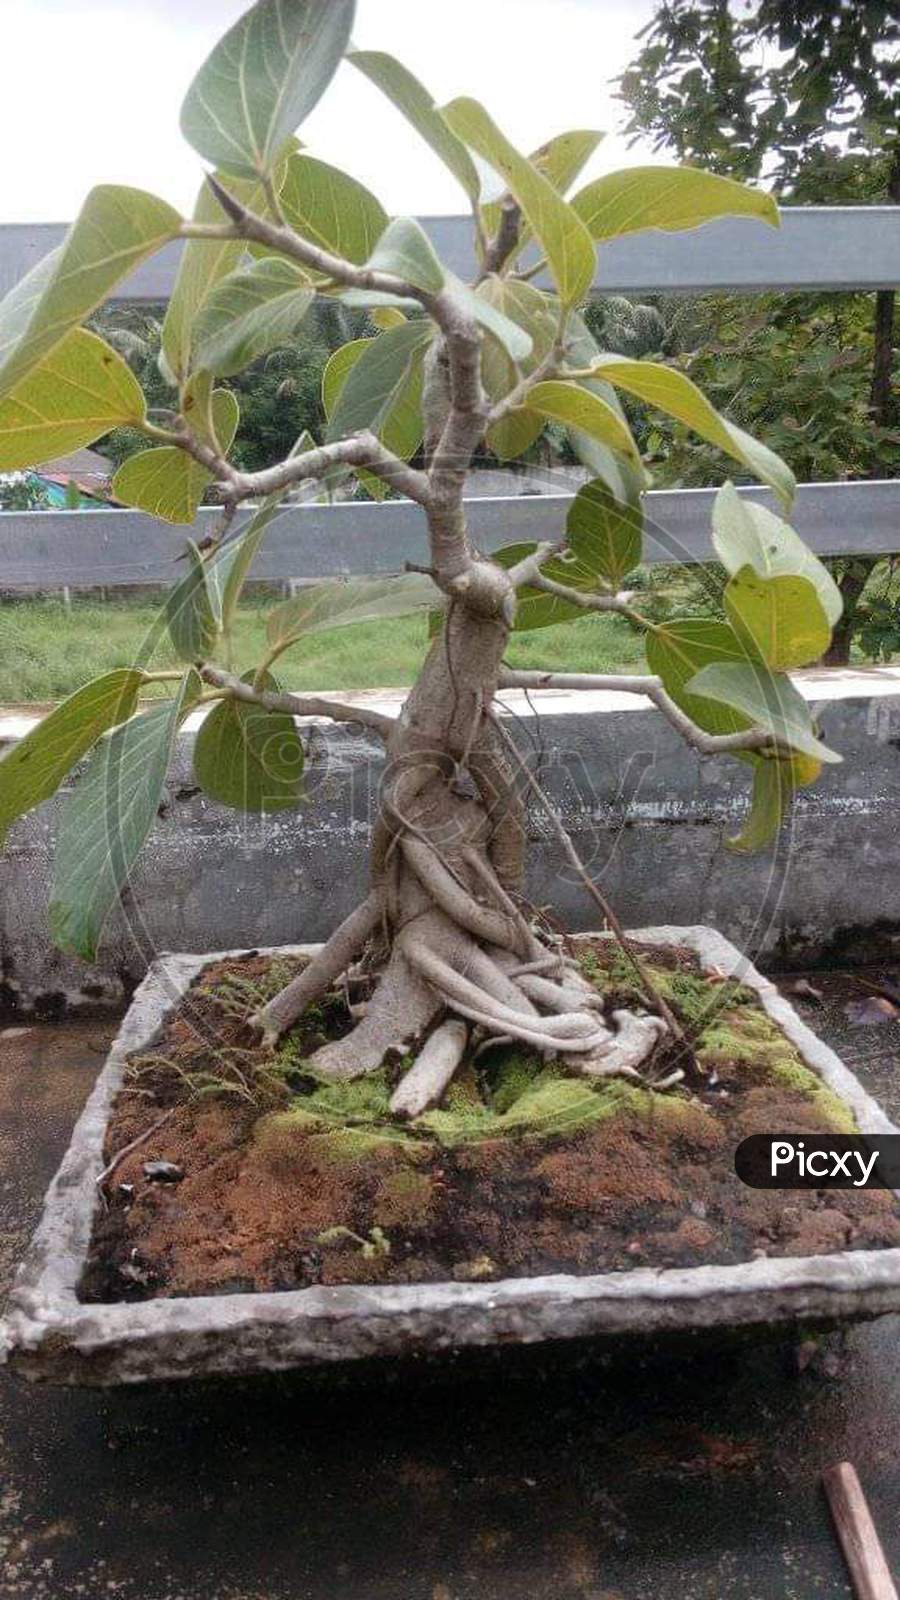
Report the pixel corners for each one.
[250,893,380,1047]
[579,1010,668,1080]
[401,836,525,955]
[389,1018,469,1118]
[309,946,439,1081]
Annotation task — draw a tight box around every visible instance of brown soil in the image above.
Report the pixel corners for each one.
[79,943,900,1303]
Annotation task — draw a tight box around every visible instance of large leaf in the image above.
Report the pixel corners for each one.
[724,566,832,670]
[572,165,778,242]
[477,278,554,458]
[441,98,596,304]
[582,355,795,507]
[566,479,643,586]
[448,276,532,363]
[165,540,223,661]
[193,257,314,376]
[50,671,199,959]
[348,50,480,201]
[180,0,354,177]
[0,187,181,399]
[162,167,283,384]
[712,481,842,625]
[687,660,842,763]
[278,152,387,265]
[325,319,432,447]
[266,573,441,653]
[194,671,304,813]
[645,619,755,738]
[113,390,237,524]
[0,329,145,470]
[526,379,642,466]
[366,217,445,293]
[0,670,143,844]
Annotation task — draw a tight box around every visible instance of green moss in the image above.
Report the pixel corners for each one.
[488,1049,545,1115]
[697,1016,857,1133]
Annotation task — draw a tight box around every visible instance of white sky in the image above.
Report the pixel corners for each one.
[0,0,660,222]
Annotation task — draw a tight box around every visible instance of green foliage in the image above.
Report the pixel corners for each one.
[0,329,145,471]
[50,671,199,958]
[193,670,305,812]
[193,258,315,377]
[572,165,779,241]
[179,0,354,178]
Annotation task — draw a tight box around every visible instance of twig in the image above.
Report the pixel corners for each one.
[488,710,688,1048]
[823,1462,898,1600]
[96,1108,176,1204]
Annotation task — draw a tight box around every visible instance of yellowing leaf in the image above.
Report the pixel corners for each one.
[526,379,641,465]
[441,98,596,304]
[0,329,145,471]
[584,356,795,508]
[0,187,181,399]
[712,482,842,624]
[724,566,832,670]
[572,165,779,242]
[113,447,212,526]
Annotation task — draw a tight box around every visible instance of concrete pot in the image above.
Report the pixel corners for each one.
[3,925,900,1387]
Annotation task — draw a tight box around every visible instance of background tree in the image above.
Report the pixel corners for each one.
[0,0,847,1111]
[620,0,900,662]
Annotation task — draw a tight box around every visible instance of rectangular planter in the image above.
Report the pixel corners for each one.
[3,925,900,1387]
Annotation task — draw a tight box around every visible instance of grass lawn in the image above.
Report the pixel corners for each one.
[0,594,649,705]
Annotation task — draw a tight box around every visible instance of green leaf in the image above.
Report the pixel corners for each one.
[477,278,554,458]
[449,276,532,363]
[162,170,274,384]
[0,187,181,399]
[441,98,596,304]
[727,757,793,854]
[322,338,372,417]
[572,165,779,243]
[526,379,642,465]
[712,482,842,625]
[566,479,643,586]
[348,50,480,201]
[367,217,445,293]
[194,671,304,813]
[266,573,441,652]
[687,660,842,763]
[645,619,755,738]
[724,566,831,670]
[193,257,314,376]
[326,319,432,449]
[0,329,145,471]
[210,499,283,632]
[113,447,211,525]
[50,671,199,959]
[113,391,237,525]
[582,356,795,507]
[483,128,603,239]
[0,670,143,843]
[165,540,222,662]
[278,152,387,265]
[180,0,355,177]
[181,376,240,455]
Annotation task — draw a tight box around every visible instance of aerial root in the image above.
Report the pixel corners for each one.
[389,1018,470,1118]
[401,836,526,955]
[249,893,381,1048]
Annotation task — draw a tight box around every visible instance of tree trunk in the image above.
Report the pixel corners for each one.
[822,559,876,667]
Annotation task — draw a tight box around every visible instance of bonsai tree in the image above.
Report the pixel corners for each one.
[0,0,844,1113]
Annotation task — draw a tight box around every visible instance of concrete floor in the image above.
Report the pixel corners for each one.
[2,974,900,1600]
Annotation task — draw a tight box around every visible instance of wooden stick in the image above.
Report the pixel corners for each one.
[823,1462,898,1600]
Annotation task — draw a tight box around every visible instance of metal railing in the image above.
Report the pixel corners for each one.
[0,206,897,592]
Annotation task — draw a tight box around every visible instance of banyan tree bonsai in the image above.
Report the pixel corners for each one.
[0,0,844,1115]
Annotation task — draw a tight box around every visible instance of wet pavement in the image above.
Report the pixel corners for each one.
[1,974,900,1600]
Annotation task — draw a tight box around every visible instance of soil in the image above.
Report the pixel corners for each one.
[79,942,900,1303]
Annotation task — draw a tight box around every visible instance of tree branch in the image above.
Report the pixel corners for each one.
[200,665,394,737]
[497,668,779,755]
